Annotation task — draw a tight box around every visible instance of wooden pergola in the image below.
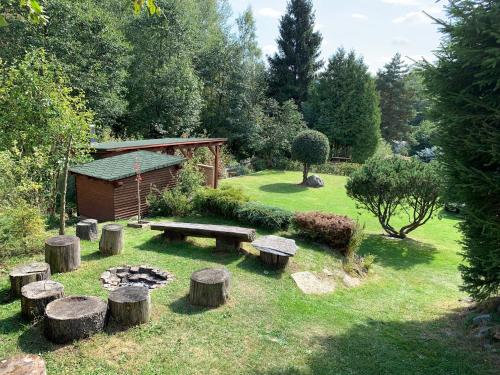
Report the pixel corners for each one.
[91,137,227,188]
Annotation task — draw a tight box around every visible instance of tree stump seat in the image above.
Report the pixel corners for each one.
[0,354,46,375]
[150,222,256,252]
[44,296,107,344]
[108,285,151,327]
[21,280,64,320]
[76,219,98,241]
[189,268,231,307]
[9,262,51,298]
[99,224,124,255]
[252,235,298,269]
[45,235,81,273]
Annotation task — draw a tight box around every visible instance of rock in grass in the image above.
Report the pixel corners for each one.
[305,175,324,188]
[0,354,46,375]
[472,314,491,326]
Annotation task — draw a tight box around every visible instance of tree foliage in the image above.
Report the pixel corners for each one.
[267,0,322,105]
[376,53,416,143]
[346,156,442,239]
[291,130,330,183]
[305,48,381,162]
[422,0,500,300]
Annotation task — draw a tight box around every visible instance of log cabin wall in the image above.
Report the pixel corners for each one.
[75,176,115,221]
[113,165,179,220]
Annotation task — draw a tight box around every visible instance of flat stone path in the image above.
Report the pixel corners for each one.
[291,272,335,294]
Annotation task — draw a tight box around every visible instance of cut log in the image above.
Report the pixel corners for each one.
[99,224,124,256]
[9,262,51,298]
[252,235,297,269]
[189,268,231,307]
[44,235,81,273]
[108,285,151,327]
[215,237,242,252]
[259,252,290,268]
[76,219,98,241]
[21,280,64,320]
[44,296,107,344]
[0,354,46,375]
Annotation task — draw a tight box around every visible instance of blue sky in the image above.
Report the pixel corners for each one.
[227,0,445,73]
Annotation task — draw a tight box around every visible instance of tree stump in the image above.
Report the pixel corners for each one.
[189,268,231,307]
[108,285,151,327]
[21,280,64,320]
[215,237,242,252]
[76,219,98,241]
[259,252,290,268]
[44,235,80,273]
[99,224,124,255]
[0,354,46,375]
[9,262,51,298]
[44,296,107,344]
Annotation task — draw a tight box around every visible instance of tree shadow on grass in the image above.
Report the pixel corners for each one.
[259,183,308,194]
[81,250,107,262]
[0,287,13,304]
[235,251,285,280]
[256,307,499,375]
[0,312,25,335]
[360,234,438,270]
[169,295,211,315]
[18,321,58,354]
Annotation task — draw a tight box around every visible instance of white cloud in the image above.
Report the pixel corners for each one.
[393,11,428,24]
[314,23,325,31]
[257,8,281,19]
[351,13,368,20]
[392,37,410,46]
[382,0,421,5]
[263,44,278,56]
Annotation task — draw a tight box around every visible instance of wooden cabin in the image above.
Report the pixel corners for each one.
[70,151,184,221]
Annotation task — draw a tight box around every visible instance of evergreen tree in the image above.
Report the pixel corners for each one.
[423,0,500,300]
[267,0,322,105]
[305,49,381,163]
[376,53,415,142]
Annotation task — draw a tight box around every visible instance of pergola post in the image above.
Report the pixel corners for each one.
[214,145,220,189]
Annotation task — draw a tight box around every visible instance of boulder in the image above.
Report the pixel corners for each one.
[305,175,324,188]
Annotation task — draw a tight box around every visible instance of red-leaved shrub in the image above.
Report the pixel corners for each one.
[293,212,356,252]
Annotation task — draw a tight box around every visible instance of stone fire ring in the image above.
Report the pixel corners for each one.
[100,265,174,291]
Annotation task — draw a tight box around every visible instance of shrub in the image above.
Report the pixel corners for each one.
[192,186,249,218]
[0,201,46,260]
[291,130,330,183]
[177,159,205,196]
[346,156,442,238]
[147,188,193,217]
[293,212,356,252]
[236,202,294,231]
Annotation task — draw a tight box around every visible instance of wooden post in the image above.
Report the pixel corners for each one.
[214,145,220,189]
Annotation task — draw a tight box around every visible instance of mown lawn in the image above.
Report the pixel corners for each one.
[0,171,498,374]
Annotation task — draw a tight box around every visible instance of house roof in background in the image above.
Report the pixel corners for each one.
[70,151,184,181]
[91,137,226,151]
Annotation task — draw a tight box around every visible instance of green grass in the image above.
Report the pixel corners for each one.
[1,171,498,374]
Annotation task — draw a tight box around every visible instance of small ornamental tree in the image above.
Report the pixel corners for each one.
[291,130,330,184]
[133,157,142,222]
[346,156,442,239]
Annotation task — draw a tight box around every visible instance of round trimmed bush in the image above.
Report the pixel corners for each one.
[291,130,330,184]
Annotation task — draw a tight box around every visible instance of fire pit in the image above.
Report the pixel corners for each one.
[100,265,174,291]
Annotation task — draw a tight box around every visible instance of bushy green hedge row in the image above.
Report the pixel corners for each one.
[253,158,361,176]
[236,202,293,231]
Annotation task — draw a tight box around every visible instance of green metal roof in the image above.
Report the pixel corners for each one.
[70,151,184,181]
[92,137,225,151]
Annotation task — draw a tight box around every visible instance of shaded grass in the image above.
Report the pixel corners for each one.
[0,172,497,374]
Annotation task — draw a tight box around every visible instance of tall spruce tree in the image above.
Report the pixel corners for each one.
[376,53,415,143]
[267,0,322,105]
[423,0,499,300]
[305,49,381,163]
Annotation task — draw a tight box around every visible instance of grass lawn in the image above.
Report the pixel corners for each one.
[1,171,498,374]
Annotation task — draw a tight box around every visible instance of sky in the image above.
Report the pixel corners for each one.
[227,0,446,73]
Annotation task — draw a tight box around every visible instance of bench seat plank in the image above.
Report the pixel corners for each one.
[150,222,256,242]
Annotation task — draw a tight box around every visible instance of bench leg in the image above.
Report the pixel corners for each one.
[164,232,187,242]
[260,252,290,269]
[215,237,241,252]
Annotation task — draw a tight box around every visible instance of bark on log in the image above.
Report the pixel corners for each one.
[0,354,46,375]
[215,237,241,252]
[44,296,107,344]
[44,235,81,273]
[99,224,124,256]
[76,219,98,241]
[108,285,151,327]
[189,268,231,307]
[259,251,290,268]
[9,262,51,298]
[21,280,64,320]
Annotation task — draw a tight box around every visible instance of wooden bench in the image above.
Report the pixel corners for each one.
[150,222,256,252]
[252,235,297,268]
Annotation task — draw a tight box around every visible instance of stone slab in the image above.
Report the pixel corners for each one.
[291,272,335,294]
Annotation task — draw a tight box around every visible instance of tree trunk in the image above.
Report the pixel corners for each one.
[99,224,124,255]
[44,235,81,273]
[0,354,46,375]
[189,268,231,307]
[21,280,64,320]
[108,285,151,327]
[9,262,51,298]
[44,296,107,344]
[302,163,309,184]
[59,135,73,235]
